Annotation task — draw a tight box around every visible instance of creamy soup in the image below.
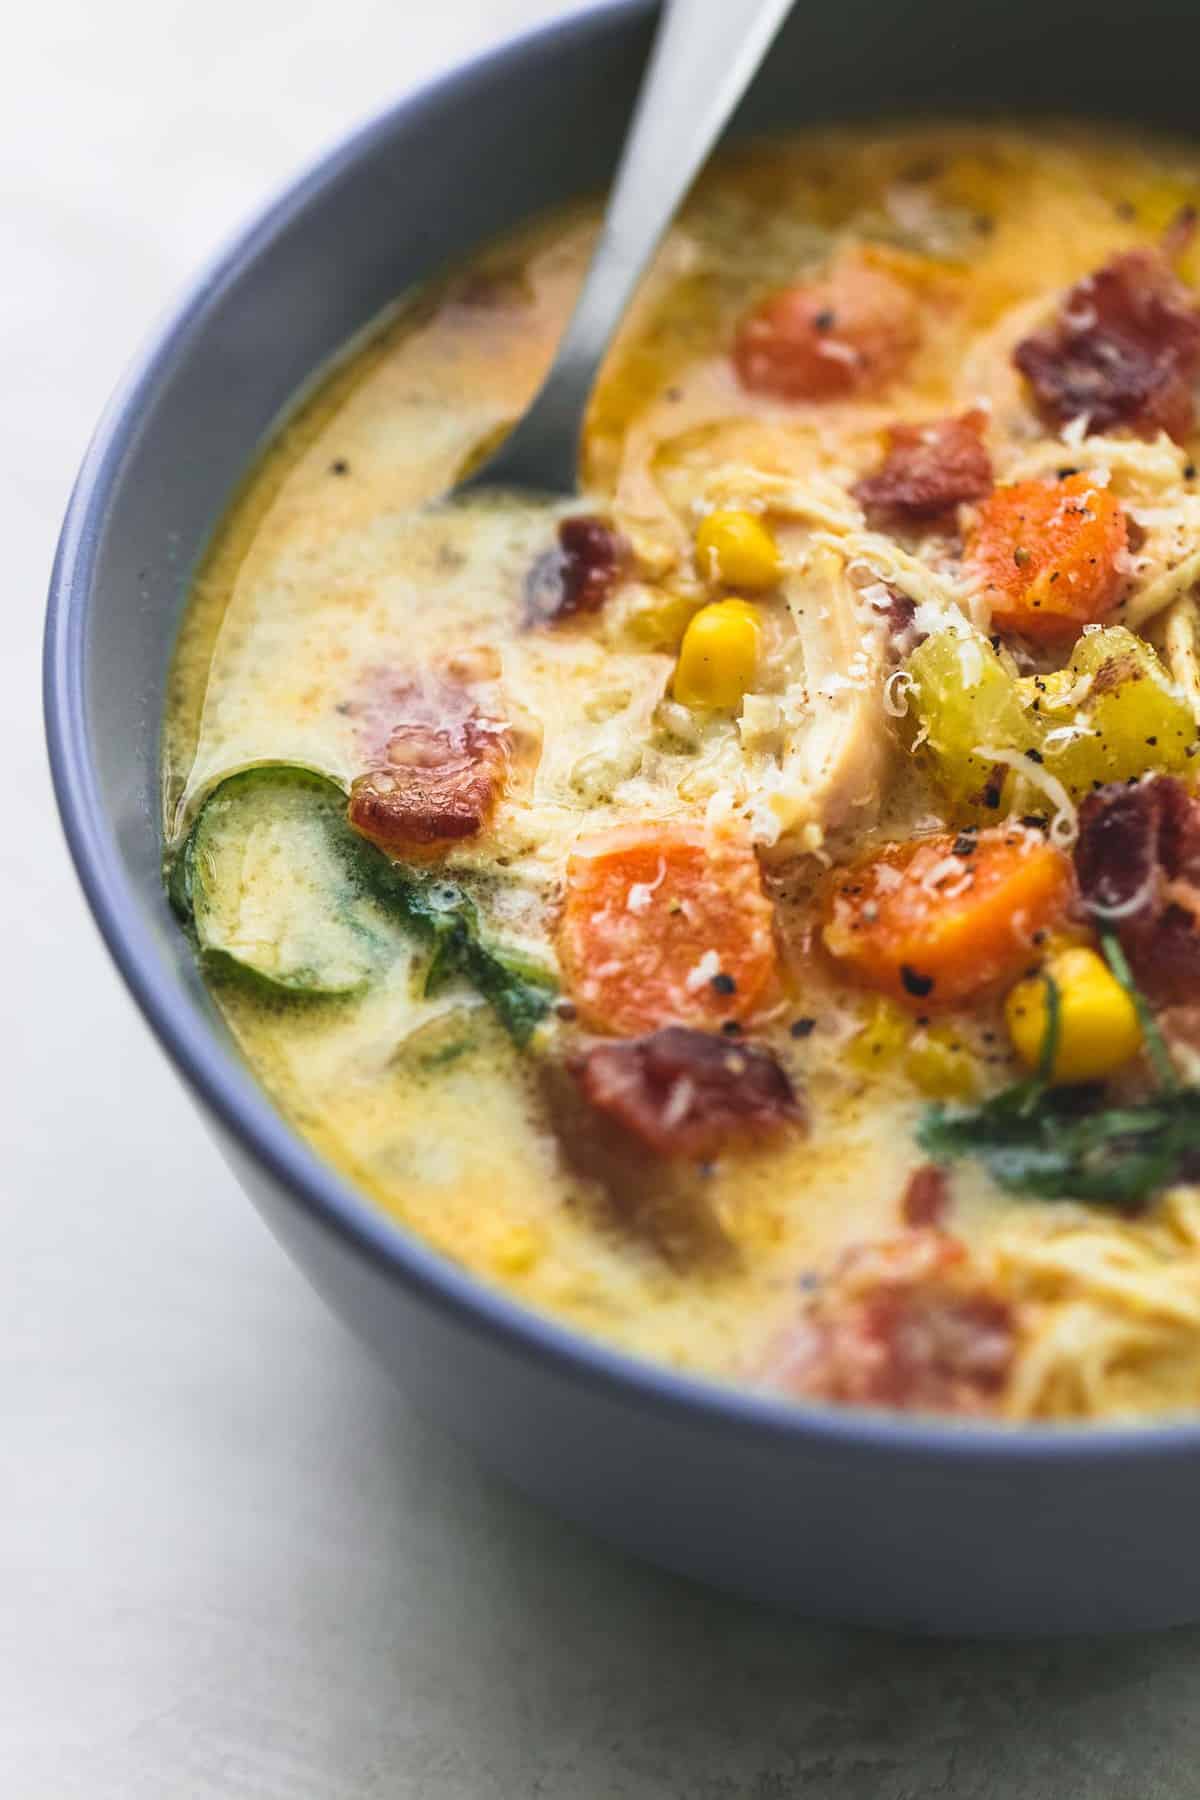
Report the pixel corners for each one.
[165,125,1200,1422]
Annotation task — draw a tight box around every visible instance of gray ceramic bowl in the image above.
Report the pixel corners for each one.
[45,0,1200,1634]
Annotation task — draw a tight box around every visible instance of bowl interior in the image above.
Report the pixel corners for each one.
[46,0,1200,1449]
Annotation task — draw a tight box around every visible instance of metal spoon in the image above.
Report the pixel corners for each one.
[457,0,795,498]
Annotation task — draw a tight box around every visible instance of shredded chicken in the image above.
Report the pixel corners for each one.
[1164,594,1200,720]
[996,1190,1200,1420]
[1001,430,1190,494]
[749,539,892,856]
[1123,544,1200,632]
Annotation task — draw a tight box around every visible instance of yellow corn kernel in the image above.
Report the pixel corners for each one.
[694,510,782,591]
[848,997,911,1072]
[905,1024,980,1100]
[1005,946,1142,1085]
[673,599,762,710]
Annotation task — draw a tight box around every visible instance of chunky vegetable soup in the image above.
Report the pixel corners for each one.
[166,125,1200,1421]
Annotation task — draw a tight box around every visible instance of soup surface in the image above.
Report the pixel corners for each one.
[166,124,1200,1422]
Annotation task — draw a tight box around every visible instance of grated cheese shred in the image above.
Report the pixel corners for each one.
[972,744,1079,846]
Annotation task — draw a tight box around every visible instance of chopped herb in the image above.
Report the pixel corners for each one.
[378,867,556,1045]
[917,945,1200,1206]
[919,1083,1200,1207]
[1100,932,1175,1090]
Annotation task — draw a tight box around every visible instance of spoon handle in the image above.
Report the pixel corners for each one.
[467,0,794,495]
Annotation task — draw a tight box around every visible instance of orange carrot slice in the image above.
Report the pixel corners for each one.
[821,826,1074,1010]
[734,250,921,401]
[965,474,1128,642]
[558,824,778,1036]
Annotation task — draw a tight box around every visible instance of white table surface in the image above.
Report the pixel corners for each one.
[8,3,1200,1793]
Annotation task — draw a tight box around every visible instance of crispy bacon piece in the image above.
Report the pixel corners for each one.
[1075,775,1200,1003]
[766,1231,1013,1414]
[349,718,509,853]
[525,515,628,625]
[346,670,511,855]
[854,411,993,523]
[1013,249,1200,442]
[570,1027,803,1160]
[1075,775,1197,917]
[901,1163,950,1228]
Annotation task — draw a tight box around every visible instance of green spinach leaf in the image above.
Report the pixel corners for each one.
[916,934,1199,1206]
[168,765,556,1043]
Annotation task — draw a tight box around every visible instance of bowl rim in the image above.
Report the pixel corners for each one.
[43,0,1200,1467]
